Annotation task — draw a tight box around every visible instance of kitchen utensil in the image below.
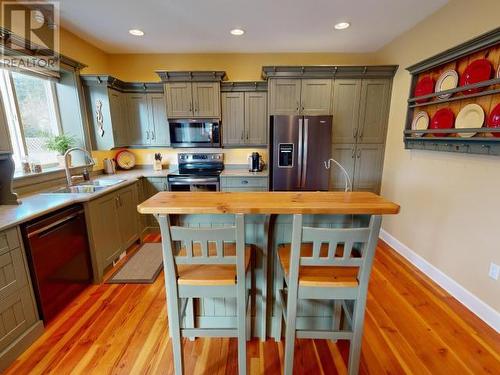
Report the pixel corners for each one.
[115,150,136,170]
[103,158,116,174]
[248,152,264,172]
[153,153,162,171]
[430,108,455,137]
[455,103,484,137]
[486,103,500,138]
[414,76,435,103]
[459,58,493,93]
[411,111,429,137]
[435,69,458,99]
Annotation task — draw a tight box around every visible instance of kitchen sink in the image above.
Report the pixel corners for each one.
[91,178,126,187]
[45,179,126,194]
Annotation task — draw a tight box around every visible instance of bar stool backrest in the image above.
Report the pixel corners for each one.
[289,214,381,287]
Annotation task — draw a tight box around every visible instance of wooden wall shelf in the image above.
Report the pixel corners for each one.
[404,28,500,156]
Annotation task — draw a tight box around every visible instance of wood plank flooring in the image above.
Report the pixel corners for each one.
[4,234,499,374]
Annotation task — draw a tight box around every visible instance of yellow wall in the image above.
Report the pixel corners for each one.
[60,28,109,73]
[374,0,500,311]
[107,52,376,81]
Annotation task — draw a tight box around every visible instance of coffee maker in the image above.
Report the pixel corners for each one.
[248,152,264,172]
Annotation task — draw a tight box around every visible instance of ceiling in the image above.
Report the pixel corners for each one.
[58,0,448,54]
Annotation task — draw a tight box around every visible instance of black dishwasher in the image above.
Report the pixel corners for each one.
[22,204,92,323]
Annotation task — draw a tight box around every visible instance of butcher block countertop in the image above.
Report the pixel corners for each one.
[137,191,400,215]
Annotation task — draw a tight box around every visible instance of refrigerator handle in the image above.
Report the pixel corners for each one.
[301,118,309,188]
[298,118,303,188]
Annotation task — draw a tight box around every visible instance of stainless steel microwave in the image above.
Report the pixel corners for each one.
[169,119,221,148]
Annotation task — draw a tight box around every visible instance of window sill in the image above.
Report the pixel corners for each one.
[14,165,65,181]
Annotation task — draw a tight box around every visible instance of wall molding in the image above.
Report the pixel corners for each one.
[379,229,499,333]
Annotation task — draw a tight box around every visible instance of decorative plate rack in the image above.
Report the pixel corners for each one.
[404,27,500,156]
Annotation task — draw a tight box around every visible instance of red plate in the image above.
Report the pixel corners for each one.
[459,58,493,94]
[430,108,455,137]
[487,103,500,138]
[414,76,435,103]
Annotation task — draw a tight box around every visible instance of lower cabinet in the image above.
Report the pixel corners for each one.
[330,144,384,193]
[220,176,269,191]
[85,183,140,282]
[142,177,168,228]
[0,227,43,372]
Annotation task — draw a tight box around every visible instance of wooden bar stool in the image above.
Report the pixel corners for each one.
[275,214,382,375]
[156,214,252,375]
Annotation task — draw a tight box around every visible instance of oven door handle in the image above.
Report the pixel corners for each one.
[168,178,219,184]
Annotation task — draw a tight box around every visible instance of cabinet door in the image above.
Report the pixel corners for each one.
[330,144,356,191]
[332,80,361,144]
[222,92,245,145]
[300,79,332,115]
[88,193,122,269]
[165,82,193,118]
[147,93,170,146]
[108,89,129,147]
[0,95,12,153]
[244,92,267,145]
[117,185,139,250]
[354,144,384,193]
[269,79,301,115]
[192,82,220,118]
[126,93,150,145]
[358,79,391,144]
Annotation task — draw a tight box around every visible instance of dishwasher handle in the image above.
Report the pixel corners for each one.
[27,210,84,239]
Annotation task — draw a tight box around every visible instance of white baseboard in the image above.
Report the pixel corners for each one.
[379,229,499,333]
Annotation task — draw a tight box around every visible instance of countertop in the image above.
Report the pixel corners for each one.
[138,192,400,215]
[0,166,267,232]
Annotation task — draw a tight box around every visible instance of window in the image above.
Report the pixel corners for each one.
[0,69,62,171]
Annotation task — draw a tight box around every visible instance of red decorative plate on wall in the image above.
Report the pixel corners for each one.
[430,108,455,137]
[487,103,500,138]
[459,59,493,94]
[414,76,435,103]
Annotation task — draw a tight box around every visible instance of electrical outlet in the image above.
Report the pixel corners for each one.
[489,263,499,281]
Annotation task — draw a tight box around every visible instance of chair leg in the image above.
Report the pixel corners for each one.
[348,299,367,375]
[283,287,298,375]
[237,279,247,374]
[186,298,195,341]
[166,296,184,375]
[274,263,284,342]
[333,300,341,340]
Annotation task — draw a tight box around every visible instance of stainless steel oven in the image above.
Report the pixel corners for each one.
[167,152,224,191]
[169,119,221,148]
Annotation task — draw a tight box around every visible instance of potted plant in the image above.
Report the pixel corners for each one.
[45,134,76,167]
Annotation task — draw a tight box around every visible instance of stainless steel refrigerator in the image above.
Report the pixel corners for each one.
[271,115,332,191]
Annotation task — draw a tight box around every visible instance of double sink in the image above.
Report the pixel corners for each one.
[46,178,126,194]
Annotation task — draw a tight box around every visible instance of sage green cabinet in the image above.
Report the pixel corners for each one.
[85,183,140,282]
[330,143,384,193]
[269,78,332,116]
[222,91,267,146]
[332,80,362,144]
[85,87,130,150]
[142,177,168,227]
[126,93,170,146]
[220,176,268,191]
[0,227,42,371]
[222,92,245,145]
[165,82,220,119]
[358,79,391,144]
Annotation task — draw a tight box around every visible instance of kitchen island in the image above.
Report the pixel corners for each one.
[138,191,399,339]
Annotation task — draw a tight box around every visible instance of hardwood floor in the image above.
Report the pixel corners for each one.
[4,234,499,374]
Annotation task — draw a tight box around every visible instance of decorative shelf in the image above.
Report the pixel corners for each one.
[403,27,500,156]
[80,75,163,93]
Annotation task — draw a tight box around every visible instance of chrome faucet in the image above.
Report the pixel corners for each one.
[64,147,95,186]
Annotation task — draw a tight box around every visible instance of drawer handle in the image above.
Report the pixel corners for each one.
[241,180,249,184]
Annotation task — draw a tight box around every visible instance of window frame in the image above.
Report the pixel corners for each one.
[0,69,64,170]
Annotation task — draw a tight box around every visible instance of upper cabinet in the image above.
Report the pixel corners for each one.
[158,71,226,120]
[165,81,220,119]
[81,75,169,150]
[332,78,392,145]
[221,82,268,147]
[269,78,333,116]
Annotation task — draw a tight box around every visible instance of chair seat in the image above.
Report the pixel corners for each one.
[177,243,252,286]
[278,244,359,288]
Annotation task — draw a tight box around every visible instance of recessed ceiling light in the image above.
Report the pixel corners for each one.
[334,22,350,30]
[129,29,145,36]
[230,28,245,36]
